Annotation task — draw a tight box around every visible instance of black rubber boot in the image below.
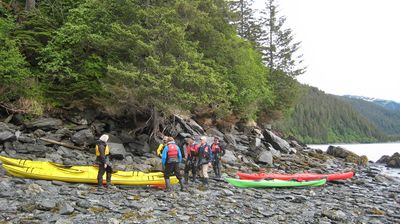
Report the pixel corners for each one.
[97,184,103,192]
[179,178,185,191]
[106,172,111,189]
[184,173,189,185]
[204,178,209,185]
[164,179,171,192]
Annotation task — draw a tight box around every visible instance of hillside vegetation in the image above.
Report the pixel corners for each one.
[276,86,387,144]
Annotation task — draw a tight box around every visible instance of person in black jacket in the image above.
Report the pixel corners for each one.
[96,134,112,192]
[211,136,225,178]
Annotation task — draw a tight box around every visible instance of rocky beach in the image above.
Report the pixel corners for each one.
[0,113,399,224]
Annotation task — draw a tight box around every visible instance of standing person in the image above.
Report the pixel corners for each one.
[161,137,184,191]
[184,136,199,184]
[156,136,169,157]
[96,134,112,192]
[197,136,212,185]
[211,136,225,178]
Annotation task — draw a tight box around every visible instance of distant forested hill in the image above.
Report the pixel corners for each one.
[342,96,400,136]
[275,86,388,144]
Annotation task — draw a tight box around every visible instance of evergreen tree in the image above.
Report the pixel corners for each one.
[228,0,262,45]
[259,0,305,77]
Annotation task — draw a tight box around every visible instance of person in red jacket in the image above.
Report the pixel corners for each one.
[184,136,199,184]
[211,136,225,178]
[161,137,184,191]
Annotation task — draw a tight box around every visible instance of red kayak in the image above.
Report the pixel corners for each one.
[236,171,354,181]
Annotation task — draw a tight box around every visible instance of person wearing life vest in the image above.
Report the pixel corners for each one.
[196,136,213,185]
[95,134,112,191]
[184,136,199,184]
[161,137,184,191]
[211,136,225,178]
[156,136,169,157]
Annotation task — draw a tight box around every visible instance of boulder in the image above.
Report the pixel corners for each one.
[205,127,224,138]
[386,152,400,168]
[37,200,57,211]
[174,115,204,135]
[263,129,294,154]
[59,202,74,215]
[26,118,63,131]
[126,141,151,156]
[0,122,16,132]
[327,145,368,166]
[108,142,127,160]
[221,150,237,164]
[257,150,273,166]
[376,155,390,164]
[143,157,163,171]
[0,130,15,142]
[71,129,95,146]
[224,133,237,146]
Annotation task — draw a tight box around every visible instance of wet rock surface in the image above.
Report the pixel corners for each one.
[0,114,399,223]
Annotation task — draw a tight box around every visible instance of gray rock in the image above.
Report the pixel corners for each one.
[222,189,234,196]
[263,129,292,153]
[33,129,46,137]
[224,134,237,146]
[322,209,347,221]
[37,200,57,211]
[327,145,356,159]
[221,150,237,163]
[0,130,15,142]
[77,200,91,209]
[71,129,94,146]
[386,152,400,168]
[108,142,127,160]
[127,141,150,155]
[266,144,281,157]
[55,218,74,224]
[376,155,390,164]
[26,118,63,131]
[17,133,35,143]
[0,122,16,132]
[206,128,224,138]
[59,202,74,215]
[257,150,273,166]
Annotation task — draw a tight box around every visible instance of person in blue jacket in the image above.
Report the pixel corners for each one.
[161,137,184,191]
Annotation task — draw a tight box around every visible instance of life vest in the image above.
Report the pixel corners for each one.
[95,144,110,156]
[167,143,179,158]
[199,144,210,158]
[211,143,221,153]
[186,143,199,158]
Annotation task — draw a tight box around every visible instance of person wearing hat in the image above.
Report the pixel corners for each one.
[197,136,212,185]
[156,136,169,157]
[161,137,184,191]
[96,134,112,191]
[210,136,225,178]
[184,136,199,184]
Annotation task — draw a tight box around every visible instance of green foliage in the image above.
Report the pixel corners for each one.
[276,86,386,144]
[0,14,32,101]
[1,0,301,121]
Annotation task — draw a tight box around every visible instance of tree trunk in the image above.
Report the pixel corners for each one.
[25,0,35,11]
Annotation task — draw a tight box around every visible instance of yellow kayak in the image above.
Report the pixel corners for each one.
[2,164,177,185]
[0,155,163,177]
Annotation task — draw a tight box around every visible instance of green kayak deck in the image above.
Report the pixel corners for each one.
[225,178,326,188]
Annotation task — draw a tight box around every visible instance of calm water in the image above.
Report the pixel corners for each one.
[309,142,400,177]
[308,142,400,162]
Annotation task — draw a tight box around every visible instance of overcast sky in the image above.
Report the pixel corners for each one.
[253,0,400,102]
